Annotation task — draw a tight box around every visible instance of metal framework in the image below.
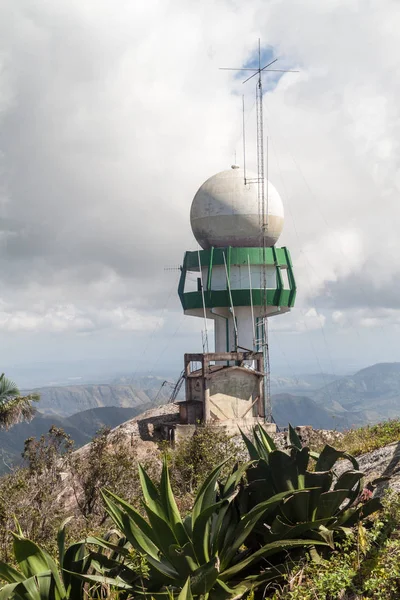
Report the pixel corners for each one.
[220,42,297,422]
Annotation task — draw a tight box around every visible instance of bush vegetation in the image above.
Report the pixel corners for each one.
[338,419,400,456]
[0,421,399,598]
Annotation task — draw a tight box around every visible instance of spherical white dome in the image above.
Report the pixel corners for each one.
[190,167,284,249]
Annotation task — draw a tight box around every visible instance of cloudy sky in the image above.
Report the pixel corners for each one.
[1,0,400,385]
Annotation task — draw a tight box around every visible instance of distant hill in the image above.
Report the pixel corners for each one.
[313,362,400,423]
[270,373,341,396]
[271,393,362,430]
[0,405,151,474]
[27,379,172,417]
[3,361,399,474]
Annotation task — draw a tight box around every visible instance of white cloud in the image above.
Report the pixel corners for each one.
[0,303,163,333]
[1,0,400,368]
[331,308,400,330]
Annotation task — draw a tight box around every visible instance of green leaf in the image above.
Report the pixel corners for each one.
[334,470,363,492]
[166,542,199,576]
[101,490,159,559]
[338,497,382,527]
[280,490,310,523]
[0,561,24,584]
[159,457,189,546]
[192,460,228,526]
[62,541,89,599]
[211,578,249,600]
[0,582,19,599]
[316,526,335,548]
[193,499,227,564]
[304,471,333,519]
[253,428,272,461]
[178,578,194,600]
[12,535,52,579]
[287,424,302,450]
[12,575,44,600]
[239,429,260,462]
[255,424,277,453]
[138,463,165,517]
[222,463,250,498]
[314,445,343,472]
[269,451,298,491]
[220,490,297,568]
[220,539,327,580]
[304,471,332,494]
[316,490,350,519]
[66,572,133,590]
[143,504,180,561]
[315,446,359,472]
[144,554,181,581]
[57,517,73,568]
[270,516,332,540]
[190,557,220,595]
[294,447,310,489]
[36,572,53,599]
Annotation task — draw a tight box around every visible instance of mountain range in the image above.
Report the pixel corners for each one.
[1,362,400,473]
[0,405,152,474]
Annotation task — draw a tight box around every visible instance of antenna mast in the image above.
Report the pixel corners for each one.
[254,40,270,422]
[220,41,297,423]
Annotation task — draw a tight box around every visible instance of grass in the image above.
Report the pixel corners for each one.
[337,420,400,456]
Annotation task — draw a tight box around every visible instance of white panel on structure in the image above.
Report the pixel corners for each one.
[207,264,277,292]
[209,265,226,291]
[235,306,256,352]
[214,315,228,353]
[280,267,290,289]
[229,265,276,290]
[184,272,202,293]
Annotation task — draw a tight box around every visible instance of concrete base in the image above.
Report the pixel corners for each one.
[174,420,276,444]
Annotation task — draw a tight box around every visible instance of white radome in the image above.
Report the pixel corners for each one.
[190,167,284,249]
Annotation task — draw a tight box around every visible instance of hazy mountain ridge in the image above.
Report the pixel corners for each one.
[0,405,151,473]
[2,361,399,473]
[29,381,170,417]
[270,373,341,396]
[313,362,400,423]
[271,394,363,430]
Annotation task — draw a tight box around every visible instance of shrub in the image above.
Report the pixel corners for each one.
[67,427,142,525]
[338,420,400,456]
[168,424,242,496]
[0,427,73,561]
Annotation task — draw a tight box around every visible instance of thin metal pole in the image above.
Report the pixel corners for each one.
[223,251,238,349]
[198,249,209,353]
[242,95,247,184]
[247,254,256,348]
[266,135,269,231]
[263,317,272,422]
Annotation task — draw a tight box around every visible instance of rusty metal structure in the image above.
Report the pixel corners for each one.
[180,352,265,425]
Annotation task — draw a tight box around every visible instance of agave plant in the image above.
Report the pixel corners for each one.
[240,424,382,548]
[84,457,326,598]
[0,519,91,599]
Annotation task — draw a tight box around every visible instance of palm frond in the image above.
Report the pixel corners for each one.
[0,374,39,429]
[0,373,20,401]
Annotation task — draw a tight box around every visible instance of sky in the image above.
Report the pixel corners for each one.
[1,0,400,386]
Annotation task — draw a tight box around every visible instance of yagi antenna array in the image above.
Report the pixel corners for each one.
[220,39,298,185]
